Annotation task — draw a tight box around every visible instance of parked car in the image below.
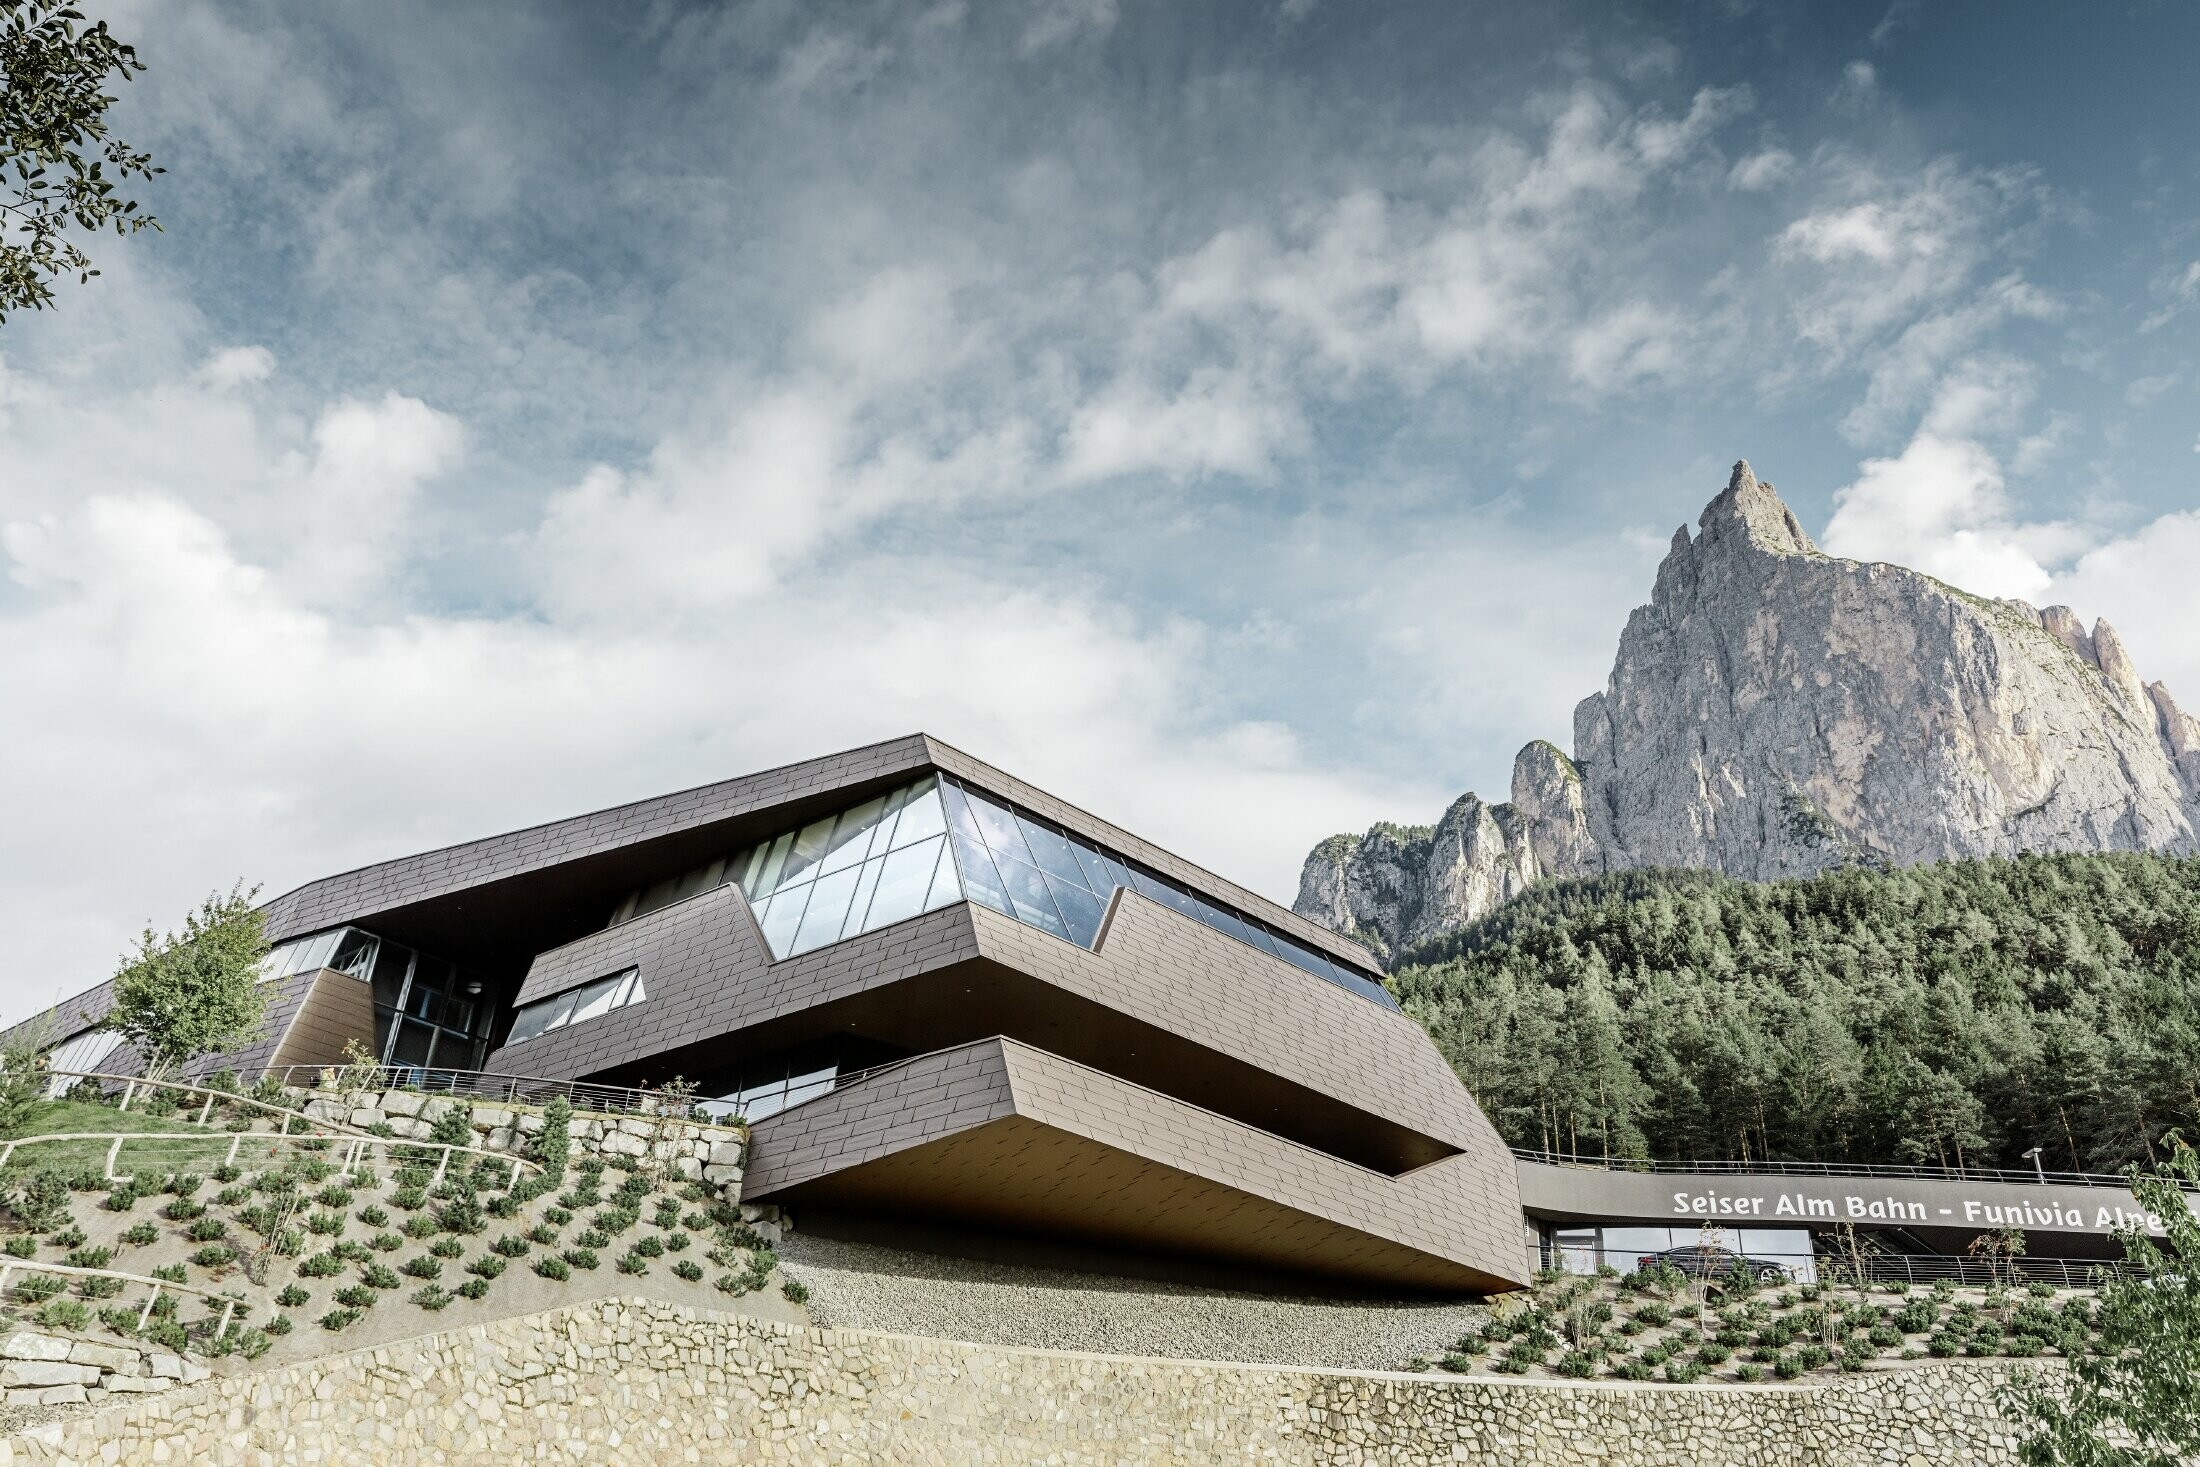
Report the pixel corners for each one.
[1635,1245,1788,1281]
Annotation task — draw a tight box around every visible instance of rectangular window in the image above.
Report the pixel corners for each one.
[504,967,644,1045]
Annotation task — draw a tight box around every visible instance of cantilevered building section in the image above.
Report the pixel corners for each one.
[3,735,1529,1294]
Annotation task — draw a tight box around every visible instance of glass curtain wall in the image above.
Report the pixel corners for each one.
[938,775,1397,1009]
[715,771,1397,1010]
[261,926,491,1072]
[1547,1225,1818,1283]
[505,967,647,1045]
[733,776,964,959]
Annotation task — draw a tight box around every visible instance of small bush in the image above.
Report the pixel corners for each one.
[356,1204,390,1228]
[1696,1342,1731,1366]
[331,1284,376,1309]
[391,1186,428,1211]
[1793,1344,1832,1371]
[306,1211,345,1237]
[411,1284,452,1311]
[315,1185,354,1210]
[543,1206,573,1227]
[190,1243,236,1268]
[401,1252,443,1281]
[215,1185,251,1207]
[713,1273,740,1294]
[36,1300,91,1332]
[780,1277,809,1305]
[297,1252,345,1279]
[466,1254,507,1280]
[1633,1302,1672,1327]
[64,1244,114,1270]
[101,1184,141,1213]
[3,1235,35,1258]
[630,1235,664,1259]
[663,1231,690,1253]
[527,1223,560,1246]
[437,1197,487,1236]
[211,1163,243,1184]
[46,1224,86,1249]
[1734,1363,1765,1382]
[455,1278,489,1300]
[577,1228,610,1250]
[672,1259,703,1282]
[14,1273,65,1303]
[150,1263,187,1284]
[401,1214,440,1240]
[277,1284,311,1307]
[486,1195,521,1220]
[490,1233,530,1258]
[532,1255,571,1282]
[318,1308,363,1331]
[429,1236,464,1259]
[361,1262,401,1290]
[368,1232,404,1252]
[120,1222,159,1247]
[682,1210,710,1232]
[1554,1351,1595,1378]
[1772,1354,1802,1380]
[615,1251,649,1276]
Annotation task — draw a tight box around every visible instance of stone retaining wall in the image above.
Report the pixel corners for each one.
[285,1088,748,1196]
[0,1297,2041,1466]
[0,1330,207,1411]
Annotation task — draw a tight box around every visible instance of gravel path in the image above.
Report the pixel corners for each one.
[777,1234,1490,1371]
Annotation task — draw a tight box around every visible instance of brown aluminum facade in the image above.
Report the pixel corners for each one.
[3,736,1532,1295]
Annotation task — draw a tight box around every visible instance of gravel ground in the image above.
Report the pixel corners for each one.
[777,1234,1490,1370]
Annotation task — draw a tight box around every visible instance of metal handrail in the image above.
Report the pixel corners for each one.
[32,1071,545,1182]
[0,1128,535,1187]
[254,1063,676,1117]
[0,1259,244,1338]
[1511,1147,2196,1193]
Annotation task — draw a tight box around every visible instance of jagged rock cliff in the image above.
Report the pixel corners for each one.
[1299,461,2200,961]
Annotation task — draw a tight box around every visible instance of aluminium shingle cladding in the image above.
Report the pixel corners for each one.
[490,882,1492,1169]
[743,1037,1529,1291]
[255,734,1379,976]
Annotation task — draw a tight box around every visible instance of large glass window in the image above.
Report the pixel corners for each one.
[732,776,964,958]
[937,776,1398,1010]
[1547,1225,1818,1283]
[505,967,646,1045]
[40,1029,126,1094]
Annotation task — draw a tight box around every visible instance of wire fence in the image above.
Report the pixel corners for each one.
[254,1064,669,1117]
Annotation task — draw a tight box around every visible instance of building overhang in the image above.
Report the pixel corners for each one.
[745,1037,1530,1295]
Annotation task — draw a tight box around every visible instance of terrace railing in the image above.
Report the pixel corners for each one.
[254,1064,671,1118]
[1511,1147,2191,1192]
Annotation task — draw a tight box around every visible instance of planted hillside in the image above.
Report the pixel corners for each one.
[1391,852,2200,1172]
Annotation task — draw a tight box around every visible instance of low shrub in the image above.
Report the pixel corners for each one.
[331,1284,376,1309]
[401,1254,442,1280]
[189,1243,236,1268]
[297,1252,344,1279]
[277,1284,312,1307]
[356,1205,389,1228]
[37,1300,91,1332]
[532,1256,570,1281]
[563,1247,599,1271]
[429,1236,464,1259]
[361,1262,401,1290]
[615,1251,649,1276]
[466,1254,507,1280]
[318,1307,362,1331]
[671,1259,703,1282]
[411,1284,452,1311]
[305,1212,345,1237]
[455,1278,489,1301]
[368,1232,404,1252]
[120,1222,159,1247]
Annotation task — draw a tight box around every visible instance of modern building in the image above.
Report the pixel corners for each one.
[10,734,2185,1293]
[5,736,1530,1295]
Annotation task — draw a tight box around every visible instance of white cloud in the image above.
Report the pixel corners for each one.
[1019,0,1117,54]
[2050,510,2200,700]
[1834,60,1878,105]
[280,393,466,607]
[1728,148,1795,191]
[194,346,276,390]
[1821,432,2059,600]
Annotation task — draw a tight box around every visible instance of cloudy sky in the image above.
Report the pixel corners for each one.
[4,0,2199,1021]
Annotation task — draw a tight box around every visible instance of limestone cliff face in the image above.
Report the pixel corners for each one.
[1298,461,2200,962]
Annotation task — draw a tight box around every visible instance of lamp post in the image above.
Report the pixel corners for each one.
[2021,1145,2045,1183]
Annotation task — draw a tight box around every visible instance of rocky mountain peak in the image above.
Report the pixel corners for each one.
[1297,459,2200,964]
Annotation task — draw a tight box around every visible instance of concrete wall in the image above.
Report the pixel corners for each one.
[1,1298,2039,1466]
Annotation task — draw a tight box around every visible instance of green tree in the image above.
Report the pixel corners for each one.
[1,1,160,320]
[103,884,270,1080]
[2011,1137,2200,1466]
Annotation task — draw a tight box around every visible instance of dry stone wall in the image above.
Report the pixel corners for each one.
[0,1331,207,1411]
[285,1087,748,1195]
[1,1296,2039,1466]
